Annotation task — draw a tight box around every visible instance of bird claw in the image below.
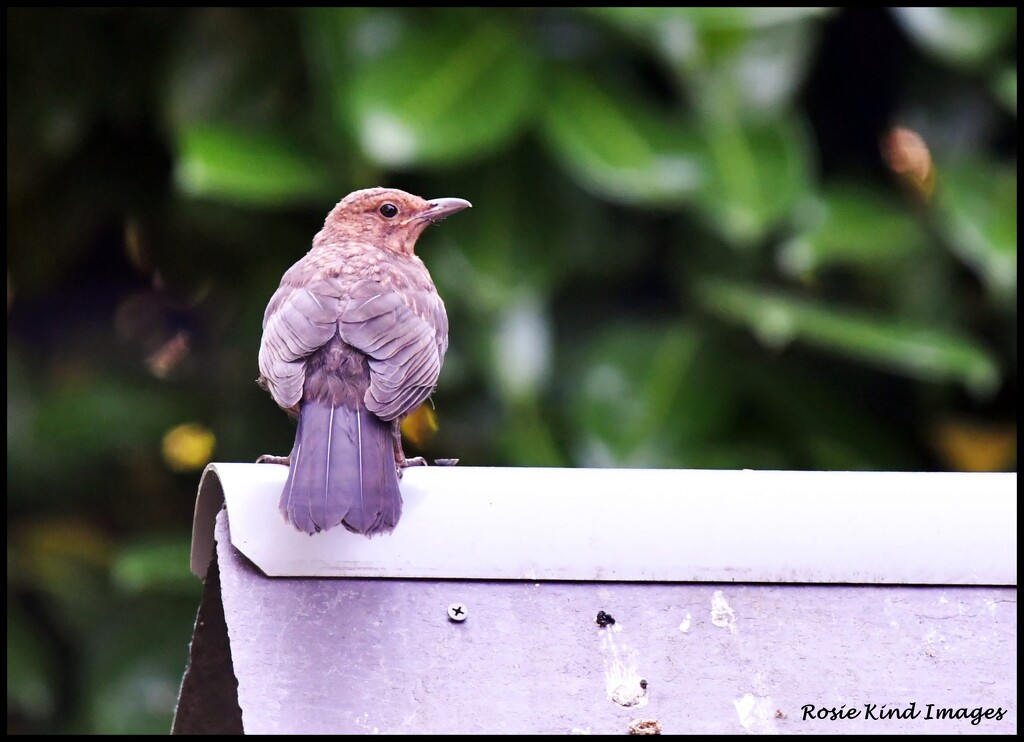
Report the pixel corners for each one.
[395,456,459,478]
[256,454,291,466]
[395,455,427,480]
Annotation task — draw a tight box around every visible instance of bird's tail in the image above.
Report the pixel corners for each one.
[279,400,402,535]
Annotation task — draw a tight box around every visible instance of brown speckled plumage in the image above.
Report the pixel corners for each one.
[258,187,470,535]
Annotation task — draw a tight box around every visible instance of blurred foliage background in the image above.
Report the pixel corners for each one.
[7,7,1016,734]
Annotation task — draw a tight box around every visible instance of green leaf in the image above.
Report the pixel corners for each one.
[490,295,552,403]
[7,605,56,720]
[83,596,201,734]
[693,20,821,115]
[892,7,1017,68]
[695,116,813,245]
[299,8,367,109]
[588,8,830,114]
[500,397,567,468]
[572,324,737,466]
[112,537,199,596]
[694,279,1001,396]
[992,67,1017,114]
[163,9,306,132]
[778,182,929,275]
[540,70,704,206]
[300,7,396,145]
[175,124,331,206]
[935,160,1017,301]
[343,15,538,167]
[34,380,180,462]
[742,363,916,470]
[588,7,833,47]
[427,155,611,306]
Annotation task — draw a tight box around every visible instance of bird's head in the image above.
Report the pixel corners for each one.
[322,187,471,256]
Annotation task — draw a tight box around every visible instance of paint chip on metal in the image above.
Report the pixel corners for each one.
[711,590,737,631]
[628,718,662,735]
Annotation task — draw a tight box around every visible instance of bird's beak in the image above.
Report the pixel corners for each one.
[418,197,472,224]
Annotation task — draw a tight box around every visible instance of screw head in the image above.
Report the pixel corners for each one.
[447,603,468,622]
[596,610,616,627]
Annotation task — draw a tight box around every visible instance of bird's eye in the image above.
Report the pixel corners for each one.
[379,203,398,218]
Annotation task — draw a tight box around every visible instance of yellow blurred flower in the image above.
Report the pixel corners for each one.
[162,423,216,472]
[401,404,438,448]
[933,419,1016,472]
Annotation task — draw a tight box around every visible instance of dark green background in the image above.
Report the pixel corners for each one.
[7,8,1016,733]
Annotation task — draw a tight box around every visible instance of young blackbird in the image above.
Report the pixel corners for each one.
[257,187,470,535]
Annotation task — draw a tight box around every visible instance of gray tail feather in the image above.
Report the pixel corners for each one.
[280,401,402,535]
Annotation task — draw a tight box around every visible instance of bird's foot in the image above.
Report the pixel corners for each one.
[396,455,427,479]
[395,456,459,478]
[256,454,291,466]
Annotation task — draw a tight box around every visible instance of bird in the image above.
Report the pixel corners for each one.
[256,187,470,535]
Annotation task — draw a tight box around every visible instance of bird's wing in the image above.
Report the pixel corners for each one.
[340,279,446,422]
[258,277,346,409]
